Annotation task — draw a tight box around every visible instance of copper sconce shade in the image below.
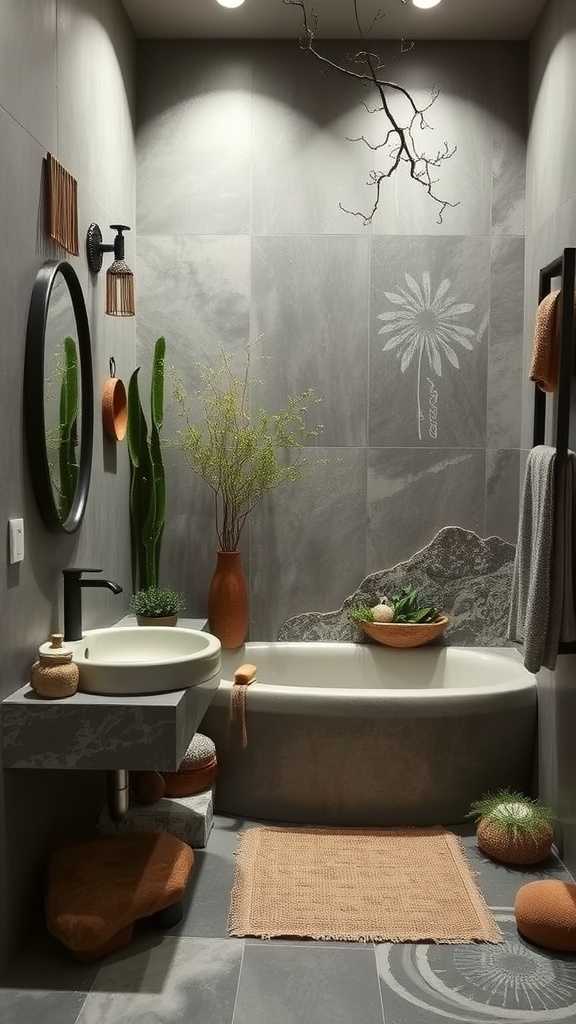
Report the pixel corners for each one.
[106,260,135,317]
[86,223,135,317]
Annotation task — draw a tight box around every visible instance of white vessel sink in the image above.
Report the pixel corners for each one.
[72,627,221,696]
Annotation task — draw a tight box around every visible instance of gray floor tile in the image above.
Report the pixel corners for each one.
[77,935,243,1024]
[0,988,87,1024]
[0,929,96,1024]
[0,929,98,991]
[233,945,384,1024]
[176,816,243,938]
[460,833,571,910]
[376,917,576,1023]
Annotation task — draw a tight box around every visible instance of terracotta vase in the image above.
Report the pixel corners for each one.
[208,551,248,649]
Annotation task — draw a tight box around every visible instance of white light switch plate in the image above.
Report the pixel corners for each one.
[9,518,24,564]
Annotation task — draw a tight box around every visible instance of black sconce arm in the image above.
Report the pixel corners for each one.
[86,223,131,273]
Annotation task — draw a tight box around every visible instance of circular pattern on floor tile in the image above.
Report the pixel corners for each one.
[379,916,576,1022]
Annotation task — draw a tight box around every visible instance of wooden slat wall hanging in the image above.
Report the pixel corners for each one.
[46,153,79,256]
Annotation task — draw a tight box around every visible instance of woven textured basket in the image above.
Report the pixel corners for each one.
[477,819,554,866]
[361,616,449,648]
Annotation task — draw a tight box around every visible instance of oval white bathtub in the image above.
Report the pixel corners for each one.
[201,643,537,826]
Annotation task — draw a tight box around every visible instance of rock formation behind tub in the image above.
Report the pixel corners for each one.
[278,527,515,646]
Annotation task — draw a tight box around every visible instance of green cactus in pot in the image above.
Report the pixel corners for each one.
[127,337,166,591]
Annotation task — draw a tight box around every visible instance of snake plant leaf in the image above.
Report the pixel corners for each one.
[150,420,165,551]
[127,343,167,590]
[151,337,166,432]
[127,366,157,588]
[127,368,143,468]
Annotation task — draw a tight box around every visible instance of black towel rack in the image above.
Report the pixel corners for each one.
[533,247,576,655]
[533,247,576,456]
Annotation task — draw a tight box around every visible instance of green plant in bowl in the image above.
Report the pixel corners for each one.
[130,586,186,626]
[389,586,440,624]
[349,603,376,624]
[349,587,440,625]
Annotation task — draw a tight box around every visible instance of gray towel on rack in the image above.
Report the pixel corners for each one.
[508,445,576,672]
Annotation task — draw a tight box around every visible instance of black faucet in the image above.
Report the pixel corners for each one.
[63,568,123,642]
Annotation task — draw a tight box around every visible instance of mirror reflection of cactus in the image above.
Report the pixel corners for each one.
[58,336,80,521]
[127,337,166,591]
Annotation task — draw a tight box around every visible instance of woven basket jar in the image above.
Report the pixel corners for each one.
[477,818,554,866]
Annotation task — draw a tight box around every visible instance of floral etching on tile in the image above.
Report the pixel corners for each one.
[278,527,515,645]
[377,916,576,1022]
[377,272,486,442]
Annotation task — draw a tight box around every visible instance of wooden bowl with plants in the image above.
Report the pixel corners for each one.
[350,586,449,648]
[469,790,554,866]
[130,586,186,627]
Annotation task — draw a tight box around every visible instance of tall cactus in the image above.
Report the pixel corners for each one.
[127,337,166,591]
[58,336,79,521]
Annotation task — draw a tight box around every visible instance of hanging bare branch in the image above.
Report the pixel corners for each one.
[284,0,459,225]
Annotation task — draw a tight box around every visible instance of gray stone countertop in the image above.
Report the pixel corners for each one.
[1,616,214,771]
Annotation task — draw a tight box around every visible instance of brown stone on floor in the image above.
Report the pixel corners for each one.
[46,831,194,960]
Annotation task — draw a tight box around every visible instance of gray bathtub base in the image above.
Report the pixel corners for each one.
[201,703,537,827]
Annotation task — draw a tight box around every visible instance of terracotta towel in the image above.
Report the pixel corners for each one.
[529,290,560,393]
[230,664,257,749]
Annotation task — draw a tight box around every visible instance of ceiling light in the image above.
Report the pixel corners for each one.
[216,0,245,8]
[412,0,443,8]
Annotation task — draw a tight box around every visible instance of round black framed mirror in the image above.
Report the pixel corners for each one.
[25,260,94,533]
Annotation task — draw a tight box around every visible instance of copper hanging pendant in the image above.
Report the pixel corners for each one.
[102,357,128,442]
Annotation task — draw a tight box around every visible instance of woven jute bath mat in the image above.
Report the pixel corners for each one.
[228,826,502,944]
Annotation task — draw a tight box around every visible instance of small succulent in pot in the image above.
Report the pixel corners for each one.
[469,789,554,866]
[130,586,186,627]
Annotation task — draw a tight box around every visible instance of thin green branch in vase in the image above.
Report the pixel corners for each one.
[172,351,324,552]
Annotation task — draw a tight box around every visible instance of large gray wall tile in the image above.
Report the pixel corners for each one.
[251,43,373,236]
[485,450,521,544]
[487,236,525,449]
[370,44,493,238]
[370,236,490,447]
[490,44,527,237]
[136,233,251,608]
[57,0,135,217]
[137,42,251,236]
[252,235,369,446]
[0,1,56,150]
[250,448,367,639]
[137,234,250,395]
[527,0,576,236]
[367,448,485,571]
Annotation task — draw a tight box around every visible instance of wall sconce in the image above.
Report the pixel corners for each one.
[86,223,135,317]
